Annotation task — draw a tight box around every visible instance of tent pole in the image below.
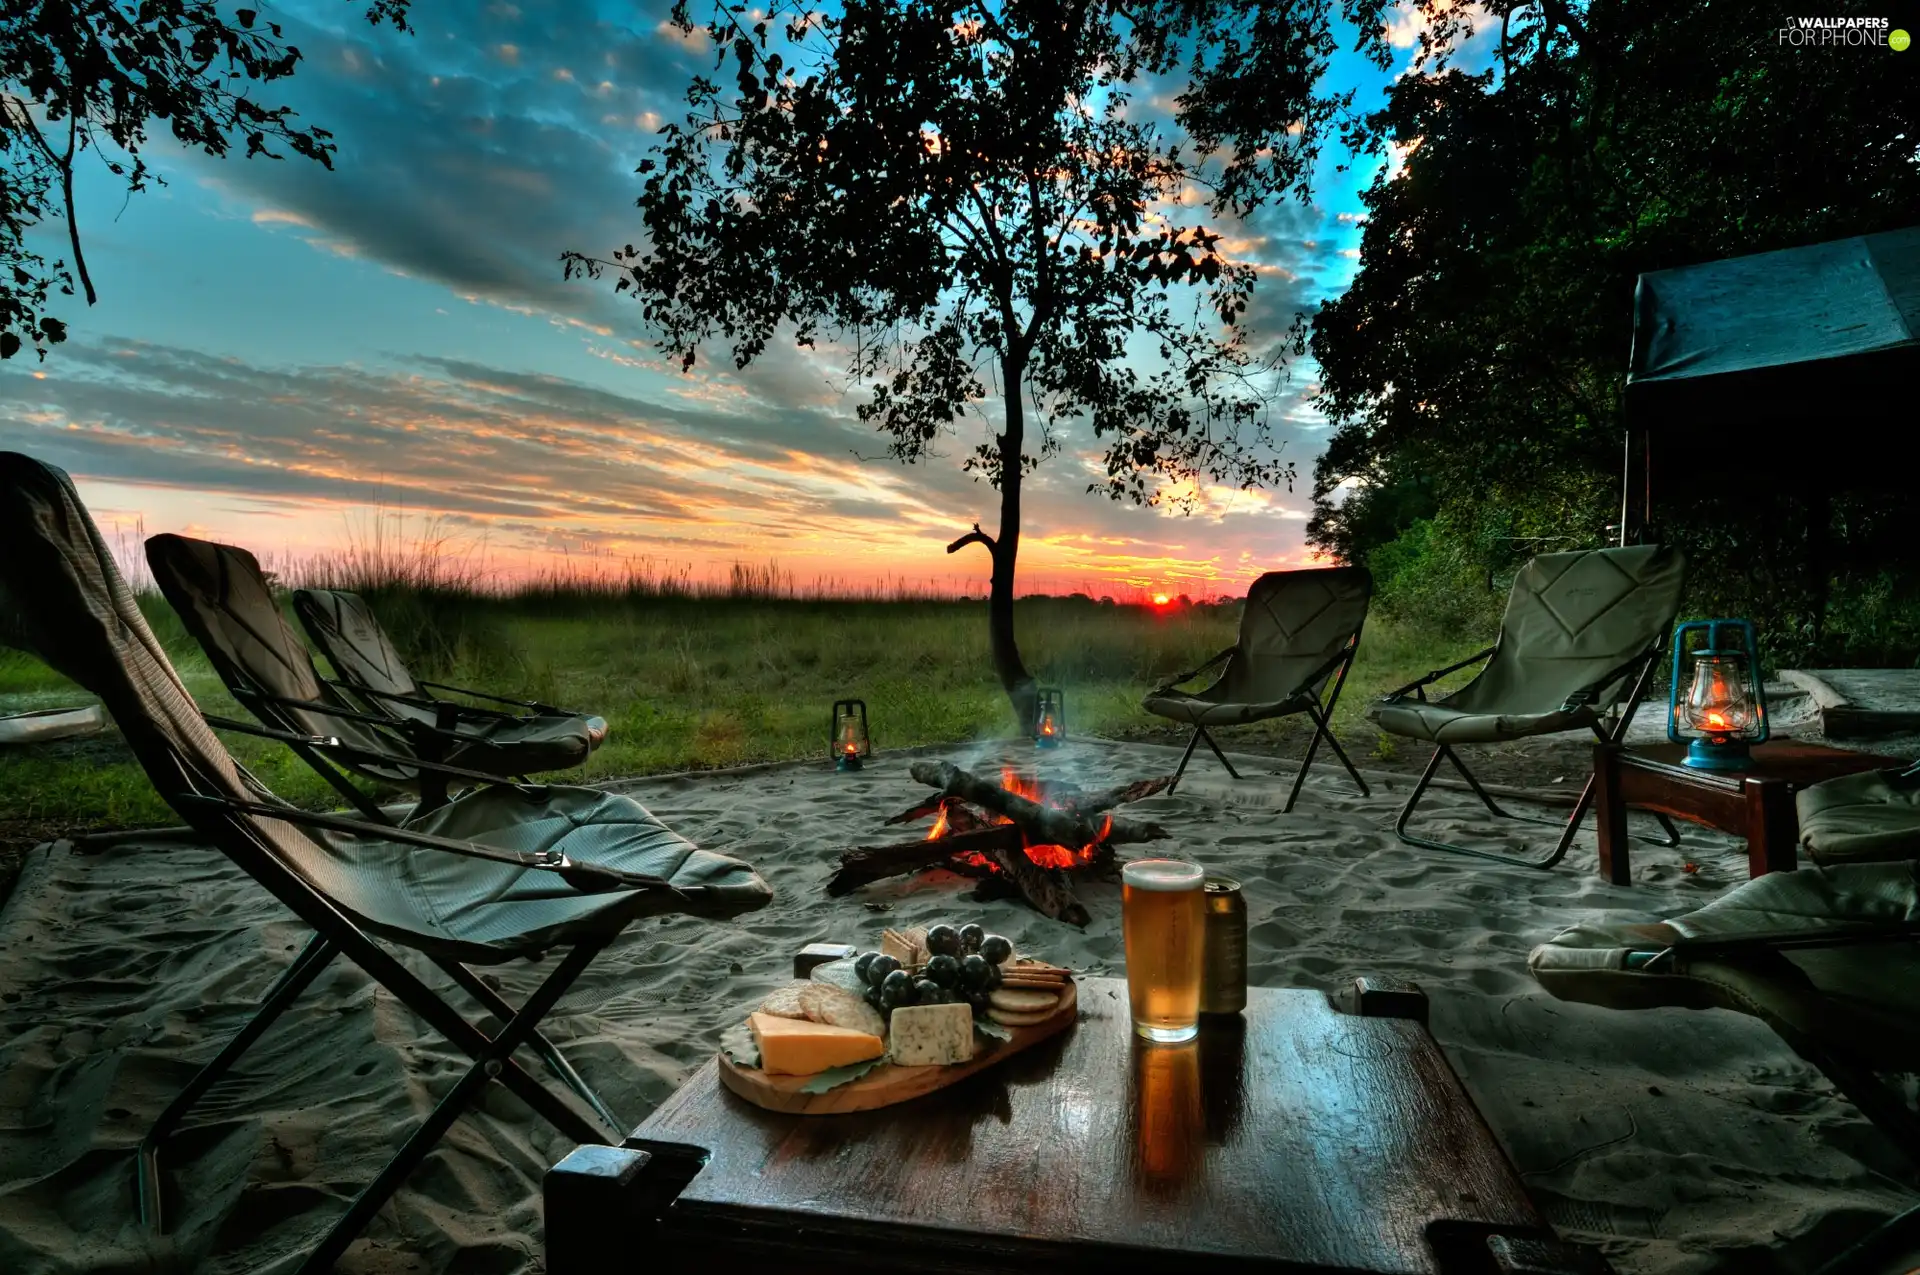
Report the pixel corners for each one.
[1619,429,1632,547]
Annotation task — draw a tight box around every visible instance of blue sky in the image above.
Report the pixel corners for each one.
[0,0,1451,597]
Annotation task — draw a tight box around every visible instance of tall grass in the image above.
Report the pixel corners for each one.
[1,519,1490,833]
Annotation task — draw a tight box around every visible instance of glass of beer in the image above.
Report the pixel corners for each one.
[1121,858,1206,1042]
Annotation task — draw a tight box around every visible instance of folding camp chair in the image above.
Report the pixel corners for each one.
[294,587,609,751]
[1375,544,1688,870]
[1530,862,1920,1275]
[147,533,600,818]
[1142,566,1374,809]
[0,452,773,1275]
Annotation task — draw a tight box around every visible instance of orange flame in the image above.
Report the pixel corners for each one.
[917,769,1104,869]
[1705,710,1730,731]
[926,805,950,840]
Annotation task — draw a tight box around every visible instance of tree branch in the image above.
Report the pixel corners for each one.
[946,522,996,555]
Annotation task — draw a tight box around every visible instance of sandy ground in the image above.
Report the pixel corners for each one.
[0,737,1915,1275]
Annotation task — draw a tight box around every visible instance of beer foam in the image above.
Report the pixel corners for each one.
[1120,859,1205,892]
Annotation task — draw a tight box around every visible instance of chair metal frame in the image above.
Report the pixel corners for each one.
[1157,633,1373,811]
[1384,644,1681,869]
[129,759,695,1273]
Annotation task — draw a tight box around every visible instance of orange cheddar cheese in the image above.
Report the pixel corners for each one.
[747,1011,885,1076]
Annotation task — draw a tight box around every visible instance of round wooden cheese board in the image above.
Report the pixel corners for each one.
[717,978,1078,1115]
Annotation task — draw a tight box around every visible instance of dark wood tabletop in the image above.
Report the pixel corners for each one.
[1618,739,1903,787]
[591,978,1549,1274]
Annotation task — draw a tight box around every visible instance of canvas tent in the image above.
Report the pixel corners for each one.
[1620,224,1920,539]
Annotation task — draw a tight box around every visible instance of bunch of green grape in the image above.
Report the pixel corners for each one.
[851,923,1017,1018]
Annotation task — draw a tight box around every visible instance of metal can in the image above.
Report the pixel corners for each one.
[1200,876,1247,1016]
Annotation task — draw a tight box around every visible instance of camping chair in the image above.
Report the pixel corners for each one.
[293,586,609,753]
[1797,761,1920,865]
[147,533,600,819]
[1375,544,1688,869]
[1142,566,1374,809]
[1530,862,1920,1275]
[0,451,773,1275]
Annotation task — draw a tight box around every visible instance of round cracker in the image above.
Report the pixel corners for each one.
[997,975,1067,990]
[988,1004,1060,1026]
[757,983,812,1020]
[988,986,1061,1013]
[798,983,887,1038]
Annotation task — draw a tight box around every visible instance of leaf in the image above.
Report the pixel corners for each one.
[718,1019,760,1069]
[797,1057,883,1093]
[0,333,20,360]
[237,9,257,27]
[973,1017,1012,1043]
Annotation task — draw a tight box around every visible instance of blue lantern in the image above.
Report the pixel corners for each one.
[831,698,870,772]
[1667,620,1768,771]
[1034,688,1065,749]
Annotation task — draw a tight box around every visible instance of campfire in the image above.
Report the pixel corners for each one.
[830,761,1173,925]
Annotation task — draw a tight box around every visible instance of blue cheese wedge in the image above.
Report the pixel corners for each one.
[888,1002,976,1067]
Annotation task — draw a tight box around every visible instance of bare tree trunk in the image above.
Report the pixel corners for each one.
[993,356,1037,732]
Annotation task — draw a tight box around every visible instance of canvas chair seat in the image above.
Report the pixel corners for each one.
[1373,699,1600,745]
[300,785,745,963]
[1140,687,1315,727]
[1797,767,1920,865]
[294,588,609,751]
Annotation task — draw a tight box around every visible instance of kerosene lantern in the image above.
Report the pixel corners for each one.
[1034,688,1065,749]
[831,698,871,772]
[1667,620,1768,770]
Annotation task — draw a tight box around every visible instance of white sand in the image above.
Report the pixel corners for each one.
[0,738,1910,1274]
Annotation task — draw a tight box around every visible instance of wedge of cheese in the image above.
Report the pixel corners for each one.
[888,1002,975,1067]
[747,1012,885,1076]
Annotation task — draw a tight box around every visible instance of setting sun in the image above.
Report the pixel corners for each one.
[1152,593,1170,605]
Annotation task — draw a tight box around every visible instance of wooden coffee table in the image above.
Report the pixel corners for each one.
[545,978,1609,1274]
[1592,741,1902,886]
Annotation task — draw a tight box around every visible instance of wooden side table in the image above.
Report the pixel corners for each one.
[1592,741,1902,886]
[547,978,1610,1275]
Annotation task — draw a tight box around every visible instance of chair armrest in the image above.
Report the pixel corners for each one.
[1638,922,1920,962]
[233,686,417,734]
[204,714,519,789]
[1557,649,1658,714]
[417,679,562,715]
[1151,645,1238,695]
[1380,646,1496,702]
[173,792,683,895]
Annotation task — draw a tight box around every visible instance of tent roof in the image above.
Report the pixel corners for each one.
[1626,225,1920,434]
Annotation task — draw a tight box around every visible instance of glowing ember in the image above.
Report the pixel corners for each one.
[920,769,1105,871]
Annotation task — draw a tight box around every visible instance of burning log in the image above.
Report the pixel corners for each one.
[985,845,1090,928]
[835,761,1175,924]
[907,761,1169,847]
[828,826,1025,896]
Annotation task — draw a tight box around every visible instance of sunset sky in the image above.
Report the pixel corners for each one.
[0,0,1485,599]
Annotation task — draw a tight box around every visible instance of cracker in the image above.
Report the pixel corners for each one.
[757,983,812,1020]
[988,1005,1060,1026]
[988,986,1061,1013]
[798,983,887,1039]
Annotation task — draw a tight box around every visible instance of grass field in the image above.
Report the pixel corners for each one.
[0,583,1488,848]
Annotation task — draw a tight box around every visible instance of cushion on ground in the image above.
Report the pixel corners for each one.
[1797,766,1920,864]
[1529,862,1920,1067]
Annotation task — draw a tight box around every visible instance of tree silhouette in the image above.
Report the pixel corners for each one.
[0,1,414,360]
[567,0,1329,729]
